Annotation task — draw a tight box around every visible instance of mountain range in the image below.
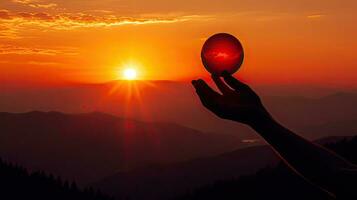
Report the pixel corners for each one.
[93,136,352,200]
[0,110,355,199]
[0,111,244,185]
[1,81,357,140]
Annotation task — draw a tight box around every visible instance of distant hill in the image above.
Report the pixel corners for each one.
[94,145,278,200]
[299,119,357,139]
[0,111,244,185]
[178,136,357,200]
[1,81,357,140]
[0,158,114,200]
[264,92,357,138]
[93,135,352,200]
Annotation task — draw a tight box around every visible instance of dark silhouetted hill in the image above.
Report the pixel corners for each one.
[1,81,357,140]
[0,111,244,185]
[94,135,353,200]
[178,136,357,200]
[94,145,278,200]
[0,158,115,200]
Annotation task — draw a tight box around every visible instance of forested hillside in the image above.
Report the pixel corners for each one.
[0,159,116,200]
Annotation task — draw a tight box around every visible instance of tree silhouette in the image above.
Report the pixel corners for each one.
[0,158,117,200]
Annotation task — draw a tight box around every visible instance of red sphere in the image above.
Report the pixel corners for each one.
[201,33,244,75]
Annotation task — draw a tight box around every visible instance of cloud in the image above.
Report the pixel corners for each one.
[0,44,78,55]
[86,10,114,14]
[242,139,259,143]
[12,0,58,9]
[0,10,212,38]
[0,9,12,19]
[26,60,62,65]
[0,60,62,66]
[307,14,325,19]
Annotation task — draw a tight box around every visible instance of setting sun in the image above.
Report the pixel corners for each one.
[123,68,137,80]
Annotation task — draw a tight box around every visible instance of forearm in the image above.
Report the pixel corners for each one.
[249,115,354,190]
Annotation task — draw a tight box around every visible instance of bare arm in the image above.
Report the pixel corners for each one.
[192,72,356,196]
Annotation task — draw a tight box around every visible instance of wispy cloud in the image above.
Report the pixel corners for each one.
[307,14,325,19]
[86,10,115,14]
[242,139,259,143]
[0,9,213,38]
[0,44,78,55]
[12,0,58,9]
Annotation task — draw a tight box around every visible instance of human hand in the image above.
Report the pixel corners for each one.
[192,72,271,126]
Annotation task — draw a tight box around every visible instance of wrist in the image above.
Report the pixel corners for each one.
[248,110,277,130]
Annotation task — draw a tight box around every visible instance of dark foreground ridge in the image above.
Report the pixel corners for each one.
[178,136,357,200]
[1,136,356,200]
[0,158,116,200]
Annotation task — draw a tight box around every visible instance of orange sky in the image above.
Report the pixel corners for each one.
[0,0,357,87]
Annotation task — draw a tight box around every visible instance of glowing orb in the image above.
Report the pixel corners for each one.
[201,33,244,75]
[123,68,137,80]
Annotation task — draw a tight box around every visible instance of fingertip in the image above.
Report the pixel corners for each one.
[197,79,205,84]
[191,80,200,90]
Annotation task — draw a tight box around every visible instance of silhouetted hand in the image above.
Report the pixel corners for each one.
[192,71,271,126]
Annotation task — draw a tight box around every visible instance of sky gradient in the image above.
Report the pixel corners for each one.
[1,0,356,87]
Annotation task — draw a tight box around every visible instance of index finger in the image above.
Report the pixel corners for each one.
[222,71,254,93]
[192,79,221,98]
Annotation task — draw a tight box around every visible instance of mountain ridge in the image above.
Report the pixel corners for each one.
[0,111,246,185]
[93,135,353,200]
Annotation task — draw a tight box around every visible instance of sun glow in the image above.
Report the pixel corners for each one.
[123,68,137,80]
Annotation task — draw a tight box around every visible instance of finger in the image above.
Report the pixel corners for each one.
[192,79,220,98]
[192,79,221,108]
[211,75,233,95]
[222,71,254,93]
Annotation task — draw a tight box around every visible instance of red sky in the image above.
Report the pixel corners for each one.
[0,0,357,87]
